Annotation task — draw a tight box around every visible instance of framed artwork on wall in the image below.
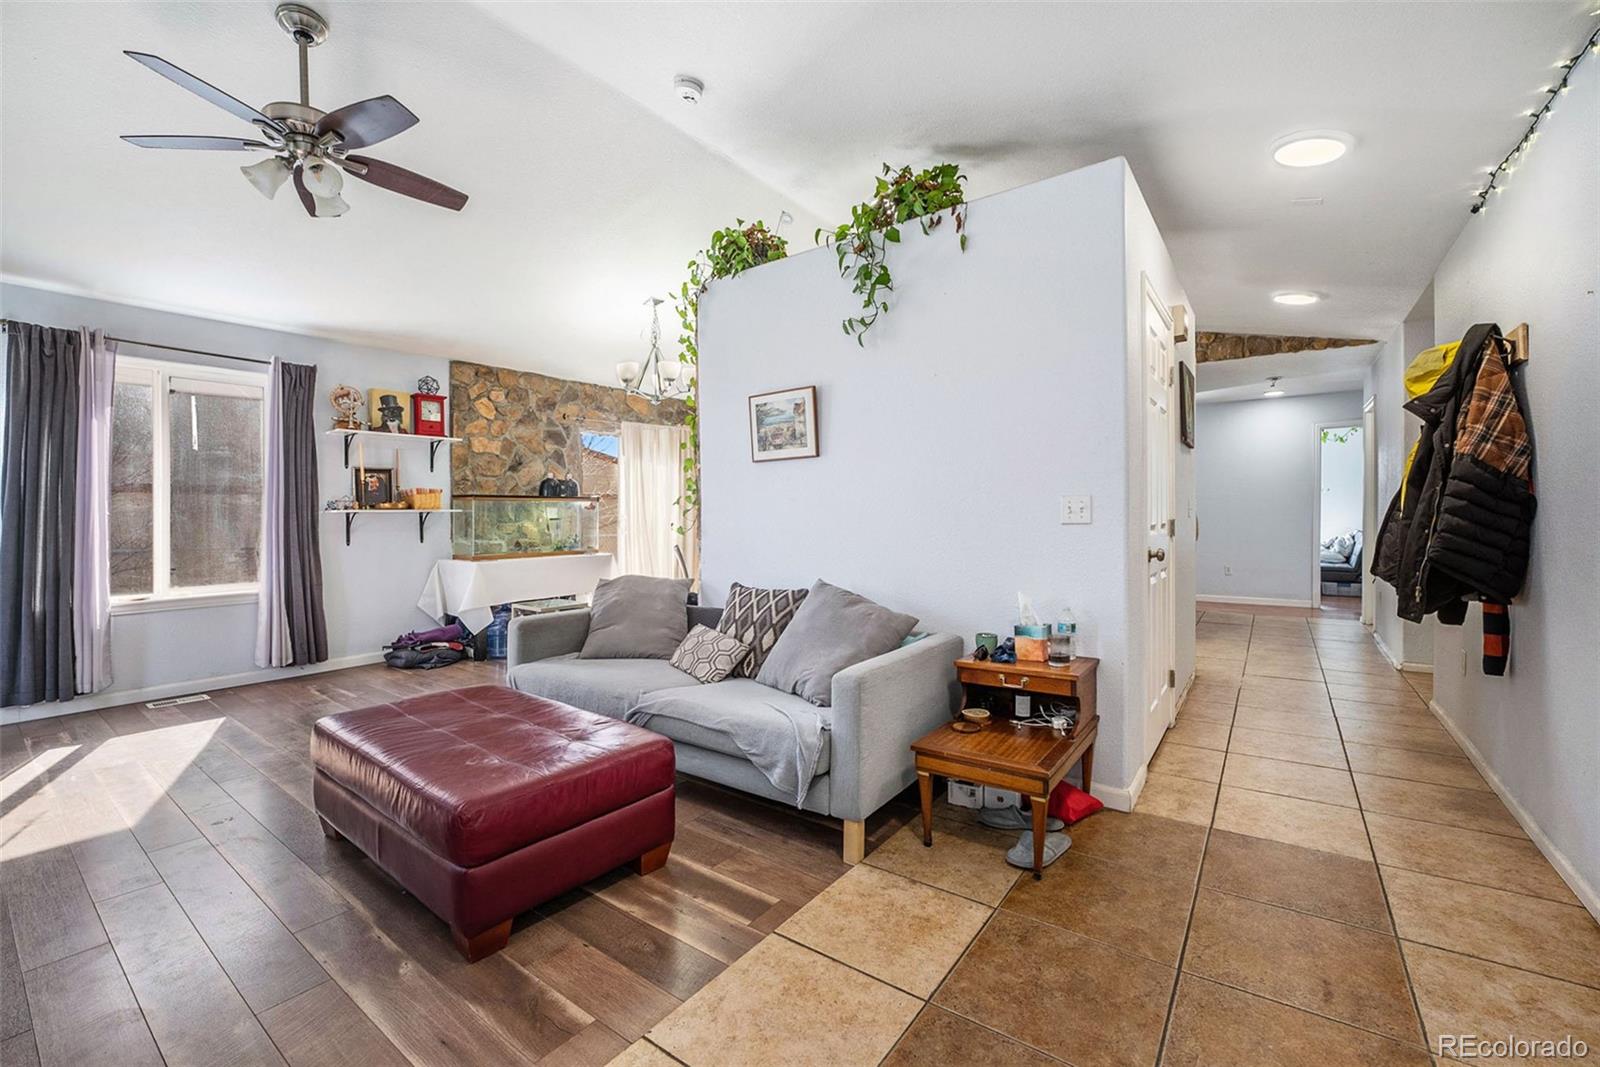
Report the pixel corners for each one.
[1178,363,1196,449]
[748,385,819,462]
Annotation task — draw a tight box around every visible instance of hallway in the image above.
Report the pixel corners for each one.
[1133,603,1600,1061]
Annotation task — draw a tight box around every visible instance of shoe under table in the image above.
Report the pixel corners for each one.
[311,684,675,961]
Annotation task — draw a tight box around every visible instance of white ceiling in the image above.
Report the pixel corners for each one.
[2,2,1592,383]
[1196,345,1378,405]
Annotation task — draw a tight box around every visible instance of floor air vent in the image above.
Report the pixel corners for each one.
[145,693,213,709]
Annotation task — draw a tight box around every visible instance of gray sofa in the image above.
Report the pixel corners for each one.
[506,605,961,862]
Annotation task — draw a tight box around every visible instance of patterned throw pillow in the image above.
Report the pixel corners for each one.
[716,583,809,678]
[670,625,751,684]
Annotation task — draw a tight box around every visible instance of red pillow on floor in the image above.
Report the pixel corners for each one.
[1048,782,1102,824]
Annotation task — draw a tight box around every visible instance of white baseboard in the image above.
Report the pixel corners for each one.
[1197,595,1313,608]
[1091,763,1145,814]
[1372,630,1432,673]
[0,652,386,726]
[1427,697,1600,923]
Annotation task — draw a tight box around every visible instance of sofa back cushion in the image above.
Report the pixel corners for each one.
[716,582,810,679]
[579,575,692,660]
[755,580,917,707]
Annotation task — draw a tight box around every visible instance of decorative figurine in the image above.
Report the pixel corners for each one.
[329,384,363,429]
[417,374,440,396]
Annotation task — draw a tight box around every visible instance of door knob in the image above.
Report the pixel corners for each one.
[1148,548,1167,562]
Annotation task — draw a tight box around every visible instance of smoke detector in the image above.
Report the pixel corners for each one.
[674,75,704,104]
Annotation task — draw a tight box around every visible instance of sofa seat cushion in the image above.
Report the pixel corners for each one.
[311,685,674,868]
[626,680,831,805]
[508,654,698,718]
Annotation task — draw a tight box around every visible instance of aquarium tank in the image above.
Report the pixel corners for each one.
[452,496,601,559]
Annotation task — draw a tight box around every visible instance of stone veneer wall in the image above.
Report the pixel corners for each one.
[450,361,688,496]
[1195,331,1377,363]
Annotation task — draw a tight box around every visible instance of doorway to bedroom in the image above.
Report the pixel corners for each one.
[1316,421,1364,613]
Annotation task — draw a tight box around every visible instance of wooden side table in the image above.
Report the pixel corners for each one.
[910,656,1099,879]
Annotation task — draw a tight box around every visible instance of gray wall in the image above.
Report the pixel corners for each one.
[696,158,1195,805]
[1,282,452,722]
[1195,391,1364,604]
[1428,56,1599,915]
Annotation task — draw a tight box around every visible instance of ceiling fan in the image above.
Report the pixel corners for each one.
[121,3,467,217]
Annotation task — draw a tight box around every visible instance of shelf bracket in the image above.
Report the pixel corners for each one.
[341,432,353,470]
[418,512,431,543]
[344,513,355,546]
[429,439,444,472]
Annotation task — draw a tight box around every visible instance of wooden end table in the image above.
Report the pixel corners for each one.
[910,656,1099,879]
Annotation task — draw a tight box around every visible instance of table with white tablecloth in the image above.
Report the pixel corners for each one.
[417,554,614,632]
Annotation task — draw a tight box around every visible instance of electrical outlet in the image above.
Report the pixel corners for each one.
[1224,565,1233,576]
[1059,495,1092,524]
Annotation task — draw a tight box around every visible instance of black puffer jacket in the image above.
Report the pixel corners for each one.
[1373,323,1536,625]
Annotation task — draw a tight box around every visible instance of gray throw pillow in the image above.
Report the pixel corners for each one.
[755,580,918,706]
[579,575,692,660]
[670,625,751,684]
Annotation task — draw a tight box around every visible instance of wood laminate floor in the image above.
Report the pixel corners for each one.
[0,660,912,1067]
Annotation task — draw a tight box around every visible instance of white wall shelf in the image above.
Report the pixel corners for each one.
[324,508,461,546]
[326,428,462,473]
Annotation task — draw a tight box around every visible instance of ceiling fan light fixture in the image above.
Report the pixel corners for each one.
[241,156,292,199]
[301,157,344,197]
[311,192,349,217]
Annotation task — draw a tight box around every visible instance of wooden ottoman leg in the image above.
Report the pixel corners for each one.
[318,816,342,841]
[632,842,671,875]
[842,819,865,865]
[452,919,512,963]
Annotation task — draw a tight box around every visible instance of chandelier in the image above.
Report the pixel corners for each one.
[616,297,687,404]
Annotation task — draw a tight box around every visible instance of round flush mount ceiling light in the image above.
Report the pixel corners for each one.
[674,75,704,104]
[1272,290,1322,306]
[1272,131,1351,168]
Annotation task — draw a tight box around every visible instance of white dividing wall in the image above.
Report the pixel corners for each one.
[1365,310,1435,668]
[1318,428,1363,542]
[1,282,452,723]
[698,158,1193,806]
[1195,391,1364,605]
[1427,56,1599,915]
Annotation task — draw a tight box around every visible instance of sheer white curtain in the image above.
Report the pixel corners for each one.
[73,329,116,694]
[618,421,695,581]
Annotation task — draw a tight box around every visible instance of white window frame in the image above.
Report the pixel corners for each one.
[110,354,267,615]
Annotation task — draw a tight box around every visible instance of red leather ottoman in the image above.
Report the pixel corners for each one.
[311,685,675,961]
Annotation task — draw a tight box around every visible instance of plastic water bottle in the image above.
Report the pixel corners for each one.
[1048,609,1077,666]
[485,603,513,660]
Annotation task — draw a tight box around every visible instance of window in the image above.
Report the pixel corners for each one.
[580,429,620,559]
[110,356,265,608]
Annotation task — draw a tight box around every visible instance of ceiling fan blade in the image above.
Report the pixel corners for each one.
[292,167,317,218]
[344,155,468,211]
[315,96,418,151]
[124,51,283,133]
[122,135,271,151]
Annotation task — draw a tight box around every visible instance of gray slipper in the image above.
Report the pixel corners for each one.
[979,805,1065,832]
[1005,830,1072,870]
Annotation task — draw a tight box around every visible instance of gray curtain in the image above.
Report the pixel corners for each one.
[255,359,326,667]
[281,362,327,664]
[1,323,81,706]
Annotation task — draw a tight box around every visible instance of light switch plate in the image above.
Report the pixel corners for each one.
[1059,495,1092,524]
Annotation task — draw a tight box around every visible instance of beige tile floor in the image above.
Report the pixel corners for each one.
[615,605,1600,1065]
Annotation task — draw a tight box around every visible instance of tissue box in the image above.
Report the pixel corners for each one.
[1014,624,1049,662]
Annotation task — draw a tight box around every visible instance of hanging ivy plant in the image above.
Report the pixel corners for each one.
[672,219,788,533]
[818,163,968,343]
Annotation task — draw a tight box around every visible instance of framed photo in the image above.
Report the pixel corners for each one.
[1178,363,1196,449]
[368,389,411,434]
[748,386,819,462]
[354,467,395,508]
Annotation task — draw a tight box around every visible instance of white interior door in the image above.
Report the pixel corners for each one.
[1142,276,1177,755]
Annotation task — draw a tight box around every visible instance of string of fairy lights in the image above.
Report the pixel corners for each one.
[1471,15,1600,214]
